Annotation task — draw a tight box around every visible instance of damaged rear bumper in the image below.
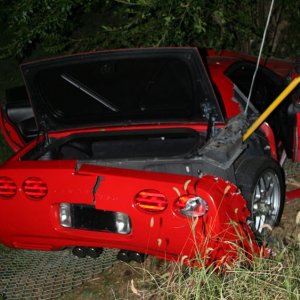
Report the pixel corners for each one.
[0,162,261,265]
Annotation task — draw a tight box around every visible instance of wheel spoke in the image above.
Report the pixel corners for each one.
[254,185,261,202]
[259,176,266,194]
[255,214,266,233]
[266,184,274,201]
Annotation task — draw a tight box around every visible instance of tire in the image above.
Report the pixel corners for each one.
[235,157,285,235]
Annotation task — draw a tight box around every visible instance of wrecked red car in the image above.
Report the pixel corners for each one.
[0,48,299,264]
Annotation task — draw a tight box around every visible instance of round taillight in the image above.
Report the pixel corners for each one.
[0,177,17,198]
[22,177,48,200]
[135,189,168,213]
[175,194,208,217]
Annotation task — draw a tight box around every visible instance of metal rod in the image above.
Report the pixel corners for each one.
[243,77,300,141]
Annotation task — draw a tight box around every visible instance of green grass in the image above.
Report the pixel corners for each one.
[59,241,300,300]
[129,243,300,300]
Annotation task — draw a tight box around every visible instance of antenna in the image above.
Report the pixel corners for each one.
[244,0,275,115]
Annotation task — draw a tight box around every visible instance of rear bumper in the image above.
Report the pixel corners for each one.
[0,176,258,264]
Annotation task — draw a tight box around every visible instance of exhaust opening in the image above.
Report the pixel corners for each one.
[117,250,146,263]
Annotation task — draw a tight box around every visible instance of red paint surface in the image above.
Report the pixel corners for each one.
[0,159,259,264]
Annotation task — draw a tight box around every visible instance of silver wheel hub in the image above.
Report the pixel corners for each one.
[252,170,280,233]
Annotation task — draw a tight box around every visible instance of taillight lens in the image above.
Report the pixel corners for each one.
[0,177,17,198]
[175,195,208,217]
[135,189,168,213]
[22,177,48,200]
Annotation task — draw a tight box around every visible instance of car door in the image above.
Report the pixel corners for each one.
[225,61,296,160]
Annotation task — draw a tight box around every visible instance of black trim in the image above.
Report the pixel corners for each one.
[22,127,201,160]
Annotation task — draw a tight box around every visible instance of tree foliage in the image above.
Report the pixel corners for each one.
[0,0,104,58]
[0,0,299,60]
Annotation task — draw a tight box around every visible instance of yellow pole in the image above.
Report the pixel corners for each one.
[243,77,300,142]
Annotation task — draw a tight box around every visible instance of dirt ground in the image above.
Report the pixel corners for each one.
[60,261,151,299]
[272,176,300,243]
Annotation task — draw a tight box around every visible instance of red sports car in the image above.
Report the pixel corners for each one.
[0,48,299,265]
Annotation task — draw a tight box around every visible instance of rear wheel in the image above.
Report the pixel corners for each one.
[235,157,285,235]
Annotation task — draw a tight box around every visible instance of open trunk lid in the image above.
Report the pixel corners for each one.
[21,48,223,132]
[1,48,224,151]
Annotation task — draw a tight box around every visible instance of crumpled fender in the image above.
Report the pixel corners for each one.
[182,175,262,267]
